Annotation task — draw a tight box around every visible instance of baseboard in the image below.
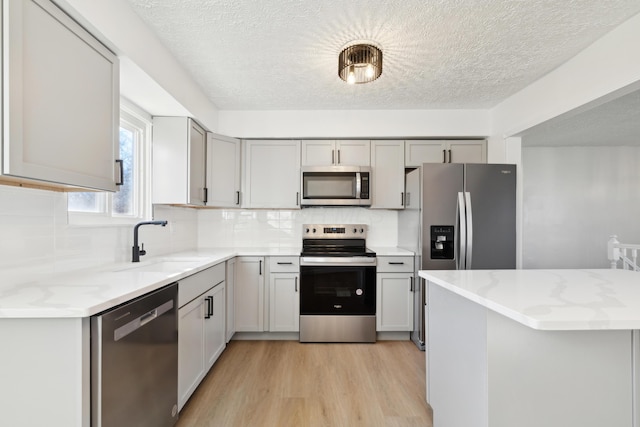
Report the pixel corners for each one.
[231,331,410,341]
[377,331,411,341]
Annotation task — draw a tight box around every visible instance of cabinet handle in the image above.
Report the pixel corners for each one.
[442,149,446,163]
[332,149,335,165]
[236,191,241,205]
[259,260,262,275]
[401,192,404,206]
[277,262,293,265]
[203,187,208,204]
[295,277,298,292]
[410,277,414,292]
[448,149,452,163]
[115,159,124,186]
[389,262,405,265]
[296,192,300,206]
[338,149,341,164]
[205,296,213,319]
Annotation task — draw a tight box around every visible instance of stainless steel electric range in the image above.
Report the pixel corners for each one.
[299,224,377,343]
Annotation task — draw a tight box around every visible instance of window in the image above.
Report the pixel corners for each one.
[68,100,151,224]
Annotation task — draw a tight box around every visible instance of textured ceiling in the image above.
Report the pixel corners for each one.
[124,0,640,111]
[521,90,640,147]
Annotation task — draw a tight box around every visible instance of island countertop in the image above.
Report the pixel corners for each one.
[419,269,640,331]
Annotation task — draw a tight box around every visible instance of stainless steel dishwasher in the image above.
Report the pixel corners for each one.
[91,283,179,427]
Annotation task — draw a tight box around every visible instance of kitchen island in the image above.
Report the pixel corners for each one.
[420,269,640,427]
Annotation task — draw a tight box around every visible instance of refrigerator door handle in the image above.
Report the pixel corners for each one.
[465,192,473,269]
[456,192,466,270]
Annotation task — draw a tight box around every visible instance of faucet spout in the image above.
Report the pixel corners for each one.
[132,220,168,262]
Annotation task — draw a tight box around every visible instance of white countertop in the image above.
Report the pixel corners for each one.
[368,246,414,256]
[0,247,300,319]
[0,246,414,319]
[420,269,640,331]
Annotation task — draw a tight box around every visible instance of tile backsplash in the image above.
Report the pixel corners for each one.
[197,207,398,248]
[0,186,197,273]
[0,186,398,273]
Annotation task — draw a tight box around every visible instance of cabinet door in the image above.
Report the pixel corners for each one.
[234,257,265,332]
[178,296,205,410]
[405,141,447,166]
[376,273,414,331]
[336,140,370,166]
[269,273,300,332]
[204,283,226,371]
[152,117,206,205]
[448,140,487,164]
[243,140,301,208]
[2,0,119,190]
[188,121,207,206]
[371,140,405,209]
[225,258,236,342]
[301,140,335,166]
[206,134,241,207]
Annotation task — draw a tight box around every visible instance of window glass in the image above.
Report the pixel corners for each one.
[68,192,102,213]
[113,125,136,216]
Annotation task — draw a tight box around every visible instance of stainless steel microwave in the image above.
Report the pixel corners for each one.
[301,166,371,206]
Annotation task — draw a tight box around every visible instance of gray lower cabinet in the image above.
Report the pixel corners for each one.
[234,256,265,331]
[376,256,415,331]
[177,263,226,411]
[225,258,236,342]
[268,257,300,332]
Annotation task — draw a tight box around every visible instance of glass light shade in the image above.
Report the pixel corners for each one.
[338,43,382,84]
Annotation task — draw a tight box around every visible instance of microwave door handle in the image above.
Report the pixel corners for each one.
[355,172,362,199]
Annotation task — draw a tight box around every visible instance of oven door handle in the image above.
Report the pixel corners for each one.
[300,256,377,266]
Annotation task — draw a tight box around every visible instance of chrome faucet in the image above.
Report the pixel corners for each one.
[132,220,168,262]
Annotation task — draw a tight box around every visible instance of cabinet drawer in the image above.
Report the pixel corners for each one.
[269,256,300,273]
[377,256,414,273]
[179,263,225,307]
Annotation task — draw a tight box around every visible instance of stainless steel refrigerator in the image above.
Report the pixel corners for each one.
[399,163,516,350]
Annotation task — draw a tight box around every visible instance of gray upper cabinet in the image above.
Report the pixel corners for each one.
[1,0,120,191]
[301,140,370,166]
[243,140,301,208]
[206,134,241,207]
[152,117,207,206]
[405,140,487,166]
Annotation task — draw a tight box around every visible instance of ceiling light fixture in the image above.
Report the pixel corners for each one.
[338,42,382,84]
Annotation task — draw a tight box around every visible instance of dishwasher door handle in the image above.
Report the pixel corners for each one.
[114,299,174,341]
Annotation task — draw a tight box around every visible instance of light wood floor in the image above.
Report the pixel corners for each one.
[176,340,433,427]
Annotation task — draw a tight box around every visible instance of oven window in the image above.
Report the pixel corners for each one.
[300,265,376,315]
[302,173,356,199]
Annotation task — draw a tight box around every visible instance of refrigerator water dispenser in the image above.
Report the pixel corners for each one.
[431,226,454,259]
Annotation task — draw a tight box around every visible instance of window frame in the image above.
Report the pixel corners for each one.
[68,99,152,225]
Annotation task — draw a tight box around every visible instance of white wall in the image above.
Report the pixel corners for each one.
[0,186,197,273]
[198,207,397,248]
[218,109,490,139]
[522,146,640,268]
[491,12,640,141]
[55,0,219,131]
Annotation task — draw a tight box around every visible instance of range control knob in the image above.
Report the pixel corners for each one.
[312,228,316,233]
[353,228,357,233]
[305,228,310,233]
[360,228,364,233]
